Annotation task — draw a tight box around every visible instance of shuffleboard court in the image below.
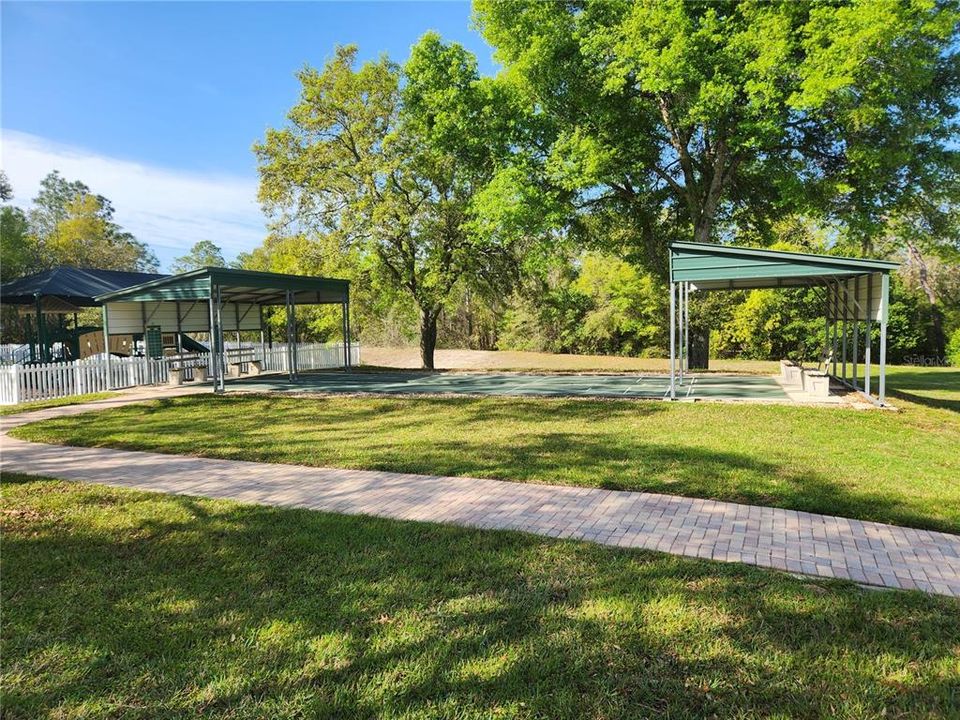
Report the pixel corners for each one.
[229,371,792,401]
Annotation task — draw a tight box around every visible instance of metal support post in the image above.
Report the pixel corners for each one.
[683,281,690,375]
[824,285,830,370]
[879,273,889,405]
[830,282,838,377]
[291,291,298,379]
[345,297,352,370]
[341,301,350,370]
[841,280,848,381]
[258,305,266,364]
[285,291,294,381]
[102,305,112,390]
[175,301,183,356]
[865,275,873,397]
[679,282,686,384]
[208,290,219,393]
[34,293,47,363]
[852,277,859,390]
[678,282,684,383]
[669,282,676,400]
[215,285,226,393]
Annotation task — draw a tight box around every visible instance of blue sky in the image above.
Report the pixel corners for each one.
[1,1,495,269]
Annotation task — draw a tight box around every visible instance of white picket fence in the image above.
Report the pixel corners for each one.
[0,342,360,405]
[256,342,358,374]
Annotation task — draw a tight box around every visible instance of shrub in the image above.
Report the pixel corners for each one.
[947,327,960,367]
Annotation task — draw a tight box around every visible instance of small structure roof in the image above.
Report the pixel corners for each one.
[669,242,899,291]
[95,266,349,305]
[0,267,167,307]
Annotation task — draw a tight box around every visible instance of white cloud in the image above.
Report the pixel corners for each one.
[0,129,267,270]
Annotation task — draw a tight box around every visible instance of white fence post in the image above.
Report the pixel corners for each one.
[0,365,20,405]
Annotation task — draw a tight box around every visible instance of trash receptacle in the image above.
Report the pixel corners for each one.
[688,327,709,370]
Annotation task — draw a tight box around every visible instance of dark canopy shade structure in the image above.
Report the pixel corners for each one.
[0,267,167,362]
[0,267,167,307]
[96,266,351,393]
[668,242,900,405]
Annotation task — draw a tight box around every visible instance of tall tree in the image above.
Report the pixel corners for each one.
[28,170,158,272]
[29,171,96,249]
[170,240,226,273]
[0,173,34,282]
[47,194,157,272]
[474,0,960,270]
[256,36,520,367]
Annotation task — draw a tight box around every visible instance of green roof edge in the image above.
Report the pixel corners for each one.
[95,266,350,303]
[668,241,900,272]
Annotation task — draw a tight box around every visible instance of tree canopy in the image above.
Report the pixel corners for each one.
[256,35,525,368]
[171,240,226,273]
[473,0,960,270]
[2,170,158,277]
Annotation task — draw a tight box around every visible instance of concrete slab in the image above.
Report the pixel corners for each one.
[227,371,795,402]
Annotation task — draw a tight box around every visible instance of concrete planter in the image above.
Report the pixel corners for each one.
[801,369,831,397]
[780,360,803,386]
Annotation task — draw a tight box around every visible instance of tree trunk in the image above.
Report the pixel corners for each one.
[693,216,713,244]
[419,307,439,370]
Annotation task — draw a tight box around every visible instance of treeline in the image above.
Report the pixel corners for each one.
[236,234,958,367]
[247,1,960,368]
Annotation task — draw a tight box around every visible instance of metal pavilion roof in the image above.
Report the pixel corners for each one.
[95,266,350,305]
[668,242,899,291]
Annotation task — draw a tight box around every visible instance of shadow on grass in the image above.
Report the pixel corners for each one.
[886,369,960,414]
[2,476,958,718]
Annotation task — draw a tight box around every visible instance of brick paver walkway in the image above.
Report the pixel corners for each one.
[2,390,959,598]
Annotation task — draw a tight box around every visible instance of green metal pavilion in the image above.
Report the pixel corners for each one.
[668,242,899,405]
[95,267,351,393]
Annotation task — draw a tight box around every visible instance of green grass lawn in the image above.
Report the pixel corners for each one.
[0,391,118,416]
[3,474,958,719]
[10,366,959,533]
